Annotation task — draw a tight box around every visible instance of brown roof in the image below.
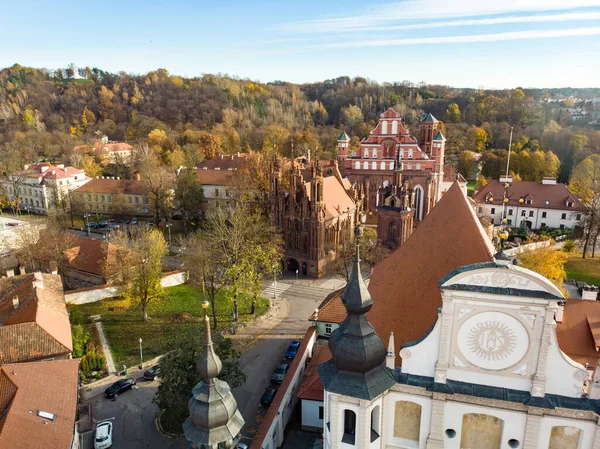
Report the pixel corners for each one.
[249,327,316,449]
[63,237,118,278]
[309,290,347,323]
[305,175,356,220]
[74,178,148,195]
[196,153,248,170]
[556,300,600,367]
[73,141,133,154]
[0,359,79,449]
[195,168,234,186]
[473,180,587,212]
[297,345,332,401]
[367,182,496,355]
[0,273,72,359]
[443,164,467,184]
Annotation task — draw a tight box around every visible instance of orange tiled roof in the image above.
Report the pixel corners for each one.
[197,153,248,170]
[195,168,234,186]
[557,300,600,367]
[63,237,118,278]
[304,175,355,220]
[0,323,71,364]
[309,290,347,323]
[74,177,148,195]
[367,182,496,355]
[0,273,73,358]
[0,359,79,449]
[297,345,332,401]
[73,141,132,154]
[16,164,85,182]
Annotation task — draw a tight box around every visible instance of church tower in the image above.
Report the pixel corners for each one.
[336,132,350,164]
[183,304,245,449]
[419,113,439,156]
[318,221,396,449]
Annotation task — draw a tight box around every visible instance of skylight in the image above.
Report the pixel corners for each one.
[37,410,55,421]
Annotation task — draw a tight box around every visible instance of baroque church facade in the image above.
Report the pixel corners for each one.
[318,218,600,449]
[269,158,357,278]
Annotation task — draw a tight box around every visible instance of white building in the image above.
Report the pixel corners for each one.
[2,164,89,215]
[473,176,587,230]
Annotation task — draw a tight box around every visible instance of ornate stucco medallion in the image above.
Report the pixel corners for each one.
[457,311,529,371]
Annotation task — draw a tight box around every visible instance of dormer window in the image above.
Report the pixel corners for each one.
[525,199,532,205]
[566,200,574,207]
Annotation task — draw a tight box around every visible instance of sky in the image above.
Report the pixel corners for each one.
[1,0,600,89]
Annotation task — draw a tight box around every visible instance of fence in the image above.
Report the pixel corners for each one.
[64,270,187,304]
[504,240,553,256]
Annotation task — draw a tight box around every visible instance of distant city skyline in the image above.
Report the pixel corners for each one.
[2,0,600,88]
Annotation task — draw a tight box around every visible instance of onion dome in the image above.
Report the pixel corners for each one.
[183,312,245,449]
[318,224,397,400]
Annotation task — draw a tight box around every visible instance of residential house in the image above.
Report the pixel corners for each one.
[473,176,587,230]
[0,272,73,363]
[61,237,119,290]
[74,176,150,216]
[309,291,346,339]
[195,168,236,209]
[73,134,133,164]
[0,359,80,449]
[2,164,89,215]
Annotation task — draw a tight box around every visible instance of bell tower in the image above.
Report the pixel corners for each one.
[419,113,439,156]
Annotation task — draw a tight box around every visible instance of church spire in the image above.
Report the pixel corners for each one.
[318,214,396,400]
[183,301,245,449]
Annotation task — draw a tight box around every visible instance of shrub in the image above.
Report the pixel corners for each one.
[563,240,576,252]
[69,309,85,326]
[72,324,90,358]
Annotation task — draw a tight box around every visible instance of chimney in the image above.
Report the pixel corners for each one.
[6,269,14,277]
[12,296,19,310]
[582,286,599,301]
[555,300,565,322]
[499,175,513,183]
[134,173,141,181]
[19,266,26,275]
[542,177,557,185]
[33,272,44,289]
[116,177,120,180]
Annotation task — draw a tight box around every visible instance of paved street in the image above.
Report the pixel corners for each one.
[83,280,341,449]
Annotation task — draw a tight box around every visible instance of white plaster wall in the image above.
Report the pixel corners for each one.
[302,400,323,430]
[443,401,527,449]
[315,321,339,338]
[545,330,587,398]
[160,271,187,287]
[400,315,441,378]
[337,401,360,449]
[536,416,598,449]
[479,204,583,229]
[383,391,432,449]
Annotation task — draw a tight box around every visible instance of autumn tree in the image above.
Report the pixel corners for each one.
[340,105,364,134]
[174,168,205,233]
[519,247,568,291]
[196,132,221,160]
[445,103,461,123]
[331,227,388,281]
[141,160,175,226]
[569,154,600,258]
[457,151,478,180]
[112,228,168,321]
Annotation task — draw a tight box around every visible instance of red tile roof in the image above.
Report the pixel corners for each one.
[305,175,356,220]
[367,182,496,355]
[473,180,587,212]
[16,164,85,182]
[196,153,248,170]
[0,359,79,449]
[309,290,347,323]
[297,345,332,401]
[556,300,600,367]
[0,273,73,361]
[74,177,148,195]
[443,164,467,183]
[63,237,118,278]
[195,168,234,186]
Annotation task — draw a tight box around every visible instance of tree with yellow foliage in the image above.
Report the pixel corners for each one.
[519,247,568,290]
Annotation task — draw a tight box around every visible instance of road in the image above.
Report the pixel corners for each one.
[83,281,339,449]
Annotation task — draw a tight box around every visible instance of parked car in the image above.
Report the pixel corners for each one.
[104,378,136,398]
[88,222,98,229]
[94,421,113,449]
[144,364,161,380]
[130,217,138,225]
[261,386,278,406]
[270,363,290,384]
[285,340,301,359]
[235,443,248,449]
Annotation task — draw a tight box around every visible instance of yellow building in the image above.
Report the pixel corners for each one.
[74,177,150,215]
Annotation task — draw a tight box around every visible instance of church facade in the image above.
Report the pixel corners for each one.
[337,109,446,224]
[319,244,600,449]
[269,158,357,278]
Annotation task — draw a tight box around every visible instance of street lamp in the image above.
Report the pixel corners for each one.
[165,223,172,247]
[138,338,143,369]
[84,213,91,236]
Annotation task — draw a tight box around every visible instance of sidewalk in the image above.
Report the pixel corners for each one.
[80,297,290,401]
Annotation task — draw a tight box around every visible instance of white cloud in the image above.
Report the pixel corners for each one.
[281,0,600,33]
[307,27,600,49]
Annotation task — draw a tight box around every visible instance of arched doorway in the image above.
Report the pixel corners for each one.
[287,258,299,273]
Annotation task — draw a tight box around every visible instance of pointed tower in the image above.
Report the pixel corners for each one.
[337,131,350,163]
[419,113,439,156]
[183,304,245,449]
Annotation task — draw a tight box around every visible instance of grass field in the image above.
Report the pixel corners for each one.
[467,180,476,197]
[565,253,600,286]
[70,284,269,368]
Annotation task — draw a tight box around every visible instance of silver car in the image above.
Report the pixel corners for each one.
[270,363,289,384]
[94,421,113,449]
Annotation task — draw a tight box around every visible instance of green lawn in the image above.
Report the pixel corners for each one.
[565,253,600,286]
[70,284,269,368]
[467,180,476,197]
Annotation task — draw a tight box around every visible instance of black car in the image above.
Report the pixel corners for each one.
[144,364,161,381]
[261,386,278,406]
[104,378,136,398]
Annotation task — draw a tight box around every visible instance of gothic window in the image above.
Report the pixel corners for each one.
[364,162,369,170]
[388,221,397,243]
[392,120,398,134]
[343,410,356,445]
[380,162,386,170]
[381,121,388,134]
[372,162,377,170]
[459,414,503,449]
[390,161,395,170]
[393,401,421,443]
[414,186,423,220]
[548,426,581,449]
[355,161,360,169]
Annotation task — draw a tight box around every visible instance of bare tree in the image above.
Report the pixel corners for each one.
[141,160,175,226]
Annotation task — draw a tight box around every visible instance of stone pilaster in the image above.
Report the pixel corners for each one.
[434,295,453,384]
[358,402,369,449]
[426,397,445,449]
[531,307,556,397]
[329,395,340,449]
[593,423,600,449]
[522,412,542,449]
